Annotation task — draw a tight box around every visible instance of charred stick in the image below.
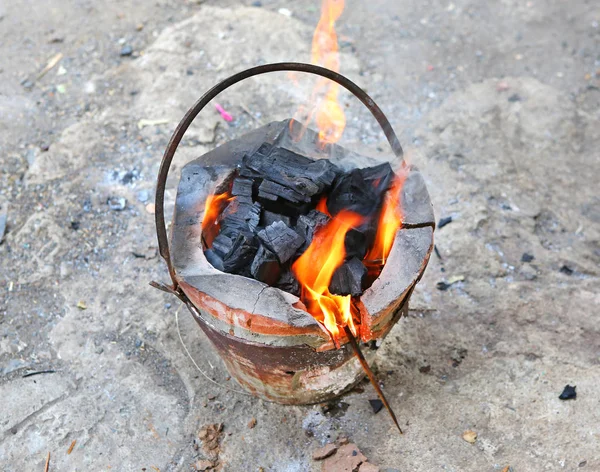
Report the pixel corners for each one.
[343,325,403,434]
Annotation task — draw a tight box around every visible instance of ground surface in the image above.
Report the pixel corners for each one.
[1,1,599,471]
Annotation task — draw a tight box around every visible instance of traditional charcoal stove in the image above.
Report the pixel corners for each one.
[153,63,434,418]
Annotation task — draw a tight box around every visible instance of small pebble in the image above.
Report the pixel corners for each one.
[145,203,155,214]
[521,253,534,263]
[120,45,133,57]
[462,430,477,443]
[108,197,127,211]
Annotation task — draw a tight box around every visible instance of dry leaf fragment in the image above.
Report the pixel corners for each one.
[462,430,477,443]
[37,53,63,80]
[67,439,76,454]
[77,300,87,310]
[247,417,257,429]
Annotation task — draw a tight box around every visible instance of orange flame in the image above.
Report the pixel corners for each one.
[201,191,232,247]
[365,173,407,265]
[292,0,346,145]
[292,210,363,342]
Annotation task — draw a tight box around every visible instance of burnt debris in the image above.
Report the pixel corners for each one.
[558,384,577,400]
[202,142,400,298]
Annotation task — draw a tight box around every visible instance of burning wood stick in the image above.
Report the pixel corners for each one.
[344,326,403,434]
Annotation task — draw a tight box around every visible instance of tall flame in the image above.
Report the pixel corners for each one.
[292,210,363,342]
[312,0,346,145]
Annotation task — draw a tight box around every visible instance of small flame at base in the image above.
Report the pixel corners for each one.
[202,192,232,247]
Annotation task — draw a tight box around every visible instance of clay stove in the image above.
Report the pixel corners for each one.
[153,63,434,407]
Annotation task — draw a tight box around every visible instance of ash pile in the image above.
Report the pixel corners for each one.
[202,141,399,298]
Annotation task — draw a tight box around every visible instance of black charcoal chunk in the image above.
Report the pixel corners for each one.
[521,252,534,263]
[220,200,262,233]
[257,221,305,264]
[327,163,395,216]
[258,179,309,204]
[344,225,376,260]
[260,210,291,228]
[559,384,576,400]
[329,257,367,296]
[369,399,384,414]
[276,269,300,297]
[438,216,453,229]
[212,232,234,257]
[240,145,340,203]
[221,231,259,274]
[250,245,281,285]
[296,210,330,247]
[231,177,254,202]
[204,249,224,271]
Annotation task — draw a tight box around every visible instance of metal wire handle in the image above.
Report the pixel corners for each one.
[155,62,404,288]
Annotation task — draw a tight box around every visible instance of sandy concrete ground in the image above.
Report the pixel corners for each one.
[1,0,599,470]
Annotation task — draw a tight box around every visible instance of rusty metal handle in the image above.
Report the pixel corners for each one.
[155,62,404,288]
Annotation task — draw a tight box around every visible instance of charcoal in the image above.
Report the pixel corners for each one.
[222,231,259,273]
[257,221,305,264]
[204,248,224,271]
[329,257,367,296]
[240,144,340,203]
[250,245,281,285]
[296,210,330,247]
[220,200,261,233]
[258,179,309,204]
[212,232,234,258]
[276,269,300,297]
[231,177,254,203]
[344,227,373,260]
[327,163,394,217]
[360,162,395,195]
[260,210,291,228]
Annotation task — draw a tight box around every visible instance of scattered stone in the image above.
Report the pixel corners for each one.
[419,364,431,374]
[579,460,587,467]
[559,384,576,400]
[107,197,127,211]
[559,265,573,275]
[521,252,534,263]
[278,8,292,17]
[369,399,383,414]
[438,216,453,228]
[496,81,509,91]
[312,443,337,460]
[136,23,144,31]
[321,444,367,472]
[247,417,257,429]
[193,459,215,471]
[120,45,133,56]
[508,93,521,102]
[436,281,451,291]
[70,221,80,230]
[145,203,156,214]
[251,0,262,6]
[137,189,150,203]
[336,435,349,446]
[462,430,477,443]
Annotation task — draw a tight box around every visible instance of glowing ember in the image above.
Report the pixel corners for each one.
[365,172,407,265]
[292,210,363,343]
[201,191,232,247]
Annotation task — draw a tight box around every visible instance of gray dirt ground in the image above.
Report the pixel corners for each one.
[1,0,599,471]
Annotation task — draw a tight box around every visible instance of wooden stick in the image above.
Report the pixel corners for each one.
[44,452,50,472]
[344,326,403,434]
